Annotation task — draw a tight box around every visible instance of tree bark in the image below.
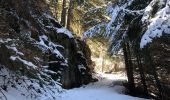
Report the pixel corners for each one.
[54,0,58,19]
[49,0,58,19]
[101,56,105,73]
[144,47,163,99]
[135,47,148,96]
[61,0,67,27]
[123,41,135,93]
[67,0,74,31]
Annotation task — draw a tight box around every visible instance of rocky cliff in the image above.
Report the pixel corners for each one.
[0,0,93,95]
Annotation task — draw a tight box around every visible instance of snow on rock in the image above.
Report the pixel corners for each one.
[37,35,64,58]
[140,0,170,48]
[78,64,86,72]
[45,26,73,38]
[56,27,73,38]
[42,13,73,38]
[43,13,57,21]
[0,38,14,43]
[10,56,37,69]
[0,1,92,100]
[6,46,24,56]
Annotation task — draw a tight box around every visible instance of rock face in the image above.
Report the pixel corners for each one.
[0,0,92,89]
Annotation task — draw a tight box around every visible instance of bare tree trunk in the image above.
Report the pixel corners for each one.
[101,57,105,73]
[114,63,118,72]
[123,41,135,94]
[49,0,58,19]
[61,0,67,27]
[67,0,74,31]
[54,0,58,19]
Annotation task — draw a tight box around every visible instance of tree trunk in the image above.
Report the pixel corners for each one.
[114,63,118,72]
[67,0,74,31]
[61,0,67,27]
[144,48,163,99]
[101,57,105,73]
[123,41,135,94]
[49,0,58,19]
[54,0,58,19]
[135,47,148,96]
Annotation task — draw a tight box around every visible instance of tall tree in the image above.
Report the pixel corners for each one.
[61,0,67,27]
[123,41,135,93]
[67,0,74,31]
[135,47,148,96]
[49,0,59,19]
[54,0,58,19]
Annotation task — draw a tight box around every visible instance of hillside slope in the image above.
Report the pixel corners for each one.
[0,0,93,99]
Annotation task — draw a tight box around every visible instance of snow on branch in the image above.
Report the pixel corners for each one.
[123,9,144,15]
[83,0,134,54]
[84,0,170,52]
[140,0,170,48]
[83,23,107,39]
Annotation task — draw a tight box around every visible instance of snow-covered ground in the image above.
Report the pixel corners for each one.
[1,71,148,100]
[58,73,147,100]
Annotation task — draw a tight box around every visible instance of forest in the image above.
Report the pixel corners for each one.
[0,0,170,100]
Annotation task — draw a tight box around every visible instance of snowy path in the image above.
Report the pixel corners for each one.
[58,73,147,100]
